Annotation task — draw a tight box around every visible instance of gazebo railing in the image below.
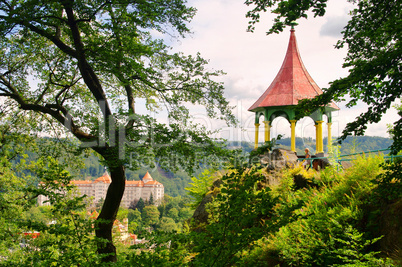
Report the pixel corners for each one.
[296,147,401,170]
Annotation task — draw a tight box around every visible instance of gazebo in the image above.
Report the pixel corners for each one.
[248,25,339,154]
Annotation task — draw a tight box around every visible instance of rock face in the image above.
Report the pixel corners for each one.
[259,148,299,170]
[260,148,333,171]
[340,160,353,169]
[191,179,222,231]
[191,192,213,226]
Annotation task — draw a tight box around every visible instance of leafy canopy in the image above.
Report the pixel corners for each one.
[0,0,236,172]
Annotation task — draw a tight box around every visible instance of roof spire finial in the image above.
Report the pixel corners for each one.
[290,21,298,30]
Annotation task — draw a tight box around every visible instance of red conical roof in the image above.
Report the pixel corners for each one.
[142,171,153,182]
[249,28,339,111]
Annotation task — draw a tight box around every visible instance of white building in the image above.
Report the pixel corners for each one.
[38,171,164,208]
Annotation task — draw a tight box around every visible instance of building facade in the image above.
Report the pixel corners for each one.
[38,171,164,208]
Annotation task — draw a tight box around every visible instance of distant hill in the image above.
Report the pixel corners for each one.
[80,136,393,196]
[227,136,392,155]
[274,136,392,155]
[14,136,393,197]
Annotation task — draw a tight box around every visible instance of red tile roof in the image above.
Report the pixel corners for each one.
[130,233,137,239]
[94,173,112,183]
[89,210,99,220]
[71,180,93,185]
[126,180,144,186]
[145,180,162,185]
[249,28,339,111]
[63,171,162,187]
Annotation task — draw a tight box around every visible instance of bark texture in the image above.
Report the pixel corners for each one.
[95,161,126,262]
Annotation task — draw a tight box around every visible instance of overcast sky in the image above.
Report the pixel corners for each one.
[163,0,398,143]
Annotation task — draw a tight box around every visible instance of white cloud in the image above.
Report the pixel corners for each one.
[320,14,350,38]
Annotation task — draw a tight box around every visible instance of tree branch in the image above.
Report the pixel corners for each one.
[75,1,112,23]
[0,73,96,142]
[22,22,77,58]
[63,4,113,119]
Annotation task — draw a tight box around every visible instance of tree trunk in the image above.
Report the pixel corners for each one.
[95,161,125,263]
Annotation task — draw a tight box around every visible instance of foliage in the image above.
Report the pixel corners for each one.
[189,167,278,266]
[142,205,160,228]
[0,0,236,260]
[0,164,33,261]
[373,158,402,203]
[245,0,402,154]
[147,194,194,232]
[2,152,395,265]
[116,194,196,265]
[334,136,392,155]
[128,209,142,224]
[119,231,192,267]
[121,155,399,266]
[330,226,384,266]
[276,136,393,155]
[148,193,154,205]
[249,135,282,159]
[9,135,393,199]
[116,207,129,221]
[241,155,396,266]
[1,157,101,265]
[124,193,195,239]
[185,168,221,208]
[127,208,142,233]
[0,110,99,265]
[245,0,328,34]
[166,208,178,221]
[136,198,146,213]
[158,217,179,233]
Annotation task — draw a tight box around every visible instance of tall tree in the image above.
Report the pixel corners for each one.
[149,193,154,205]
[245,0,402,153]
[136,198,145,213]
[142,205,160,228]
[0,0,235,262]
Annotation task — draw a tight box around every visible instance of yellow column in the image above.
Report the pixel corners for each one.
[254,123,260,149]
[290,120,296,152]
[315,121,324,154]
[327,122,332,149]
[263,121,271,143]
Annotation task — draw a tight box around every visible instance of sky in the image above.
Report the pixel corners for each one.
[163,0,399,143]
[1,0,397,145]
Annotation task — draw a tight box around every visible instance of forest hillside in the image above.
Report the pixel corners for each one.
[19,136,393,197]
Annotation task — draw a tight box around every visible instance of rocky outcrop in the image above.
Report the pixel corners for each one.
[191,149,300,228]
[190,179,222,231]
[258,148,299,170]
